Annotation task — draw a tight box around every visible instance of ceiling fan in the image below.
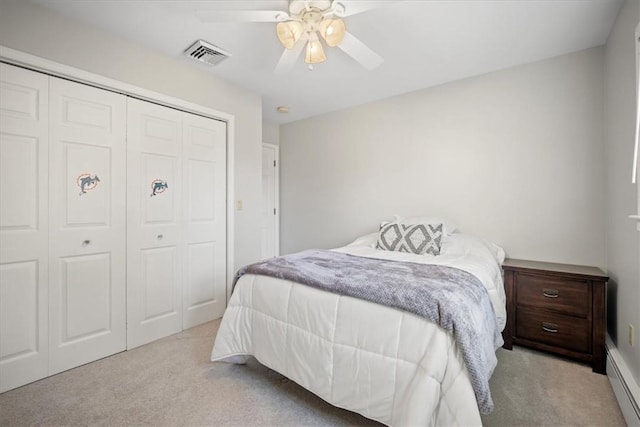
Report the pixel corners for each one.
[197,0,385,74]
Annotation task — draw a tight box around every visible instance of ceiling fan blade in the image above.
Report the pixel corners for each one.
[274,40,306,75]
[331,0,398,17]
[337,31,383,70]
[197,10,289,23]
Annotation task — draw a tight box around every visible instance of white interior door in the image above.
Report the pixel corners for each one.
[48,77,127,375]
[182,113,227,328]
[0,64,50,392]
[261,144,279,259]
[127,98,183,349]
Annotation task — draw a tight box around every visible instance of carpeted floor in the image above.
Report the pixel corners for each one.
[0,319,626,426]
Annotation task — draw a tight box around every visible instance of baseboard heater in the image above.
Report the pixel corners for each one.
[606,339,640,426]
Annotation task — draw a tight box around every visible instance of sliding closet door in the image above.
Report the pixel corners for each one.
[182,113,227,328]
[48,77,126,374]
[0,64,49,392]
[127,98,183,349]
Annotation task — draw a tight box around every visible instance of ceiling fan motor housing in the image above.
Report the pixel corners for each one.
[301,10,323,32]
[288,0,332,16]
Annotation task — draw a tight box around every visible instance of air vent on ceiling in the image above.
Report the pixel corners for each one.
[184,40,231,66]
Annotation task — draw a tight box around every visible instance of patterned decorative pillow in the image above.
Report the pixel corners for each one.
[376,222,443,255]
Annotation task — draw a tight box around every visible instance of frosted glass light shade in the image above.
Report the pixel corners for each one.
[305,36,326,64]
[319,18,346,47]
[276,21,303,49]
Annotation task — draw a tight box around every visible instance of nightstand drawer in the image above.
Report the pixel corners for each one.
[516,273,589,317]
[516,307,590,354]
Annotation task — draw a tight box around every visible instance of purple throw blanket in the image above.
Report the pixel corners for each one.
[234,249,502,413]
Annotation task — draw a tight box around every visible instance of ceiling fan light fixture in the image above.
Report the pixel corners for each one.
[276,21,303,49]
[319,18,346,47]
[305,34,327,64]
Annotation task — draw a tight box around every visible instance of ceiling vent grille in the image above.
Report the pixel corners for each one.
[184,40,231,66]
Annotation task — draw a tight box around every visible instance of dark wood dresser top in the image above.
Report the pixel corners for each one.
[502,259,608,281]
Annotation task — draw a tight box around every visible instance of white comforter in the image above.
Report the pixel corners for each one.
[211,232,505,426]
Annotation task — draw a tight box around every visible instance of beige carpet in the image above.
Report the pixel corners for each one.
[0,319,626,426]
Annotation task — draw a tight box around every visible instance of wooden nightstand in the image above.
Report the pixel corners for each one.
[502,259,608,374]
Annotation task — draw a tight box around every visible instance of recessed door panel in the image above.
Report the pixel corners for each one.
[188,159,216,222]
[60,254,111,343]
[186,242,217,308]
[49,77,126,375]
[0,63,49,393]
[142,247,178,322]
[190,124,218,148]
[143,153,177,224]
[64,142,110,227]
[143,115,178,142]
[0,134,38,230]
[0,80,39,121]
[0,261,38,360]
[61,96,112,131]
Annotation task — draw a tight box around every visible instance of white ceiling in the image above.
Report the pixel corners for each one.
[31,0,623,124]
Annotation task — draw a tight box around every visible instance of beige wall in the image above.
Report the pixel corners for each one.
[0,0,264,271]
[262,121,280,146]
[281,48,606,269]
[604,0,640,385]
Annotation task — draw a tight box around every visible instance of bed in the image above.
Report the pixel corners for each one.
[211,218,506,426]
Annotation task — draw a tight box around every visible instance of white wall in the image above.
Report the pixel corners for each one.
[262,120,280,146]
[280,48,606,269]
[0,0,264,271]
[604,0,640,385]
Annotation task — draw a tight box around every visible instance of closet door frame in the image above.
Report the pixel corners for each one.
[0,46,236,304]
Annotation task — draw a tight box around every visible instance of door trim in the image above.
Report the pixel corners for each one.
[263,143,280,257]
[0,45,236,305]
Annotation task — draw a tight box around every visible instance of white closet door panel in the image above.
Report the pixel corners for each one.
[127,98,182,349]
[0,263,38,357]
[1,135,38,233]
[0,64,49,393]
[0,261,46,392]
[182,113,226,328]
[49,77,126,375]
[140,247,177,320]
[58,254,111,341]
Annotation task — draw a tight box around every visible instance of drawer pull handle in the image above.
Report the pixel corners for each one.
[157,234,164,240]
[542,288,559,298]
[82,240,91,246]
[542,322,558,333]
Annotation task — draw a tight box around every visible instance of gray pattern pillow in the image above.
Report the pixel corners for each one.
[376,222,443,255]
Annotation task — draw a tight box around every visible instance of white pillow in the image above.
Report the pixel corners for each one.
[345,232,378,248]
[393,214,457,235]
[441,233,506,264]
